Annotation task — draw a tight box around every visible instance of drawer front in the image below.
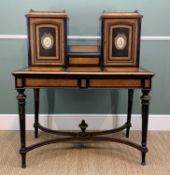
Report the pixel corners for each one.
[90,79,141,88]
[25,79,78,87]
[69,56,100,66]
[15,78,150,89]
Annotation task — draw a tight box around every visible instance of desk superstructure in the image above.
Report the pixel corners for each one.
[13,11,154,168]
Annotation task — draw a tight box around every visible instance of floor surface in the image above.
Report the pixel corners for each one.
[0,131,169,175]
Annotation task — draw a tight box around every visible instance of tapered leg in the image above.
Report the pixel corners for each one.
[34,88,40,138]
[141,89,150,165]
[126,89,134,138]
[17,89,27,168]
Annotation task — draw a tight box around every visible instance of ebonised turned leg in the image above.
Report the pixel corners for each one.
[34,88,40,138]
[126,89,134,138]
[17,89,27,168]
[141,89,150,165]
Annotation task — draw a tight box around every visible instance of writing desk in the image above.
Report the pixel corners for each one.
[13,51,154,167]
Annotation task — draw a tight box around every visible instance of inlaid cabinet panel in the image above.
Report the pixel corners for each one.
[101,12,143,67]
[26,11,67,66]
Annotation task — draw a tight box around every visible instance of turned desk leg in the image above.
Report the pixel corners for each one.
[126,89,134,138]
[141,89,150,165]
[17,89,27,168]
[34,88,40,138]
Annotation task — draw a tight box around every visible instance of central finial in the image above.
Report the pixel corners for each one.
[79,120,88,133]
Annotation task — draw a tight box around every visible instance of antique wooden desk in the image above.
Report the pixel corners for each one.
[12,11,154,168]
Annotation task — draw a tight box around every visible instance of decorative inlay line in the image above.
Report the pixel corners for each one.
[0,35,170,41]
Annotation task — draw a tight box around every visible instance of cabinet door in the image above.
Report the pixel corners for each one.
[28,17,67,66]
[102,18,141,67]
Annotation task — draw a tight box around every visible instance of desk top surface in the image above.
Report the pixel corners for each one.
[13,67,154,77]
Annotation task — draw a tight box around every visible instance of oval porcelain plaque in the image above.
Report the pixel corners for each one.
[41,33,54,50]
[114,33,127,50]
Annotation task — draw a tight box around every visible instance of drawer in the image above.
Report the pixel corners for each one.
[90,79,141,88]
[69,56,100,66]
[25,78,78,87]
